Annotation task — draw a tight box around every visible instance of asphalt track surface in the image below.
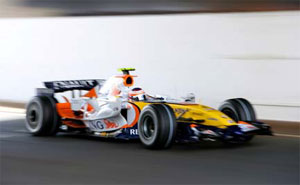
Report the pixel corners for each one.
[1,119,299,185]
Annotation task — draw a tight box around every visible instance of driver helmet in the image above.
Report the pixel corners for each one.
[129,87,146,101]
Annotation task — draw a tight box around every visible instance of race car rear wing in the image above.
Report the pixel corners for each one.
[44,79,105,93]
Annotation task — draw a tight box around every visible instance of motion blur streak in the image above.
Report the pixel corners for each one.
[0,0,299,17]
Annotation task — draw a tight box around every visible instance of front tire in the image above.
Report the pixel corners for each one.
[25,96,60,136]
[219,98,256,144]
[138,104,176,149]
[218,98,256,122]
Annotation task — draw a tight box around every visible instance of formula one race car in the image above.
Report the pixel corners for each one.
[25,68,272,149]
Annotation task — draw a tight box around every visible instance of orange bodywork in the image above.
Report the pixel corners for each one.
[190,124,197,128]
[115,75,137,87]
[62,120,86,128]
[57,102,94,119]
[57,87,96,119]
[56,103,76,118]
[57,103,87,128]
[104,119,119,129]
[83,87,97,98]
[128,104,139,127]
[86,104,94,112]
[122,103,139,128]
[56,87,140,130]
[238,121,250,125]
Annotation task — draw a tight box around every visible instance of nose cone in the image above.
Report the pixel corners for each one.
[181,104,237,128]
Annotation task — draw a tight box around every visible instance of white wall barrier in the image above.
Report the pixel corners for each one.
[0,11,299,121]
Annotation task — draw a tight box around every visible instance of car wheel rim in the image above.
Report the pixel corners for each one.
[26,103,41,131]
[142,116,155,139]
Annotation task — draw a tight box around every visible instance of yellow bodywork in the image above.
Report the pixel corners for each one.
[133,101,237,129]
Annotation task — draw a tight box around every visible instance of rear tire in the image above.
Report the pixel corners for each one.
[25,96,60,136]
[138,104,176,149]
[218,98,256,122]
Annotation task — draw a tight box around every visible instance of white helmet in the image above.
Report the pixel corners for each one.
[129,87,146,101]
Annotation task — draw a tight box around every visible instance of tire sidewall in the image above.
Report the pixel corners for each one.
[25,96,59,136]
[219,98,257,144]
[138,104,176,149]
[25,97,44,133]
[219,98,256,122]
[138,105,159,146]
[160,104,176,148]
[219,102,240,122]
[236,98,256,121]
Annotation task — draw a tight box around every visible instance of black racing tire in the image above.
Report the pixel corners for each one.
[138,104,177,149]
[218,98,256,122]
[25,96,60,136]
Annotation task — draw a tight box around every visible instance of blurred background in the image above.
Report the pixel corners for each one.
[0,0,299,17]
[0,1,299,185]
[0,1,299,121]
